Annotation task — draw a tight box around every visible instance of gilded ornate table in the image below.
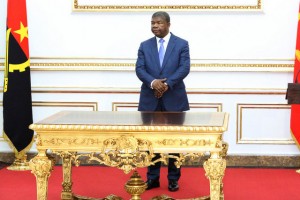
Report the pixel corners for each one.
[29,111,229,200]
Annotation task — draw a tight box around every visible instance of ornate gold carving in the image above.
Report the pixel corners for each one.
[151,195,175,200]
[203,158,226,200]
[103,135,140,154]
[155,139,213,147]
[29,155,54,200]
[54,140,206,175]
[168,153,205,168]
[36,134,42,146]
[73,194,123,200]
[30,124,227,133]
[74,136,154,174]
[41,138,104,146]
[73,0,262,11]
[124,171,147,200]
[220,142,229,158]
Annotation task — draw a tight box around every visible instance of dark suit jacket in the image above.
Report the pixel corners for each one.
[136,33,190,111]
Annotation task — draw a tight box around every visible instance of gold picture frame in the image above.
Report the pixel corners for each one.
[73,0,262,12]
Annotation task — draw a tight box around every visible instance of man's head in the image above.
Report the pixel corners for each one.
[151,11,170,38]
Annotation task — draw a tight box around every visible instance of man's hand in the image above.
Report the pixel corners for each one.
[152,78,167,94]
[154,86,168,98]
[154,89,163,98]
[153,79,168,98]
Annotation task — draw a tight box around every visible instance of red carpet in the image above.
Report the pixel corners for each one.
[0,166,300,200]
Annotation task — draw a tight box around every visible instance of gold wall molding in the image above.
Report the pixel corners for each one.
[73,0,262,12]
[0,101,98,110]
[33,101,98,110]
[0,62,294,72]
[112,102,222,111]
[188,88,287,95]
[189,103,222,112]
[237,104,293,145]
[112,102,138,111]
[0,87,288,95]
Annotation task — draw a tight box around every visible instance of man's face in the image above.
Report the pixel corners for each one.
[151,16,170,38]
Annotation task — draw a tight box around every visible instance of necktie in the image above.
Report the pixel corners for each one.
[158,38,165,67]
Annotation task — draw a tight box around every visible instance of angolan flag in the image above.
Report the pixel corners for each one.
[3,0,34,158]
[291,6,300,148]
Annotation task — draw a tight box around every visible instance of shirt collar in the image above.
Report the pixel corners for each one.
[156,32,171,45]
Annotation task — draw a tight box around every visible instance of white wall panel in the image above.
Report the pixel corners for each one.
[237,104,292,143]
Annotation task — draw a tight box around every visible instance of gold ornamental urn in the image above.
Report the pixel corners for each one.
[124,170,147,200]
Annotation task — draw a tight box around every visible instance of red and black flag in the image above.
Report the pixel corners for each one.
[3,0,34,158]
[291,6,300,147]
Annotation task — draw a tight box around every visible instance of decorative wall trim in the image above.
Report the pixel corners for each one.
[0,87,288,95]
[0,57,294,72]
[112,102,138,111]
[237,104,293,145]
[112,102,223,112]
[0,101,98,110]
[73,0,262,12]
[189,103,222,112]
[33,101,98,110]
[0,62,293,72]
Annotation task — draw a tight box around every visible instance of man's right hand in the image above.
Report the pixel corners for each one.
[152,78,167,94]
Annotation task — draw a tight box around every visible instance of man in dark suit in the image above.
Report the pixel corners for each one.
[135,11,190,192]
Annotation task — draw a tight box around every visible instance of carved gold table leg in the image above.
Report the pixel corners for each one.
[29,151,54,200]
[60,152,75,200]
[219,141,228,199]
[203,152,226,200]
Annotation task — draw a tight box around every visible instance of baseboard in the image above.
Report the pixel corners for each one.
[1,152,299,168]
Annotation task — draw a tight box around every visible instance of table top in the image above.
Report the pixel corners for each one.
[35,111,228,127]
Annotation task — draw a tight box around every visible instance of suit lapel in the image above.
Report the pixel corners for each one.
[162,34,176,69]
